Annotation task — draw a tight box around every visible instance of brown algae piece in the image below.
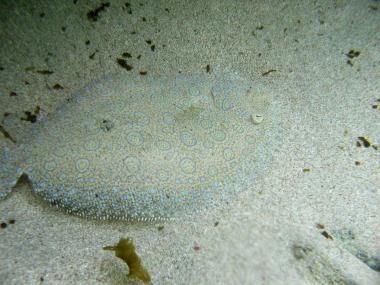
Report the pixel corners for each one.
[36,69,54,75]
[87,2,110,22]
[357,136,371,148]
[0,125,17,143]
[20,106,40,123]
[103,238,151,283]
[262,69,277,76]
[346,49,360,59]
[117,58,133,70]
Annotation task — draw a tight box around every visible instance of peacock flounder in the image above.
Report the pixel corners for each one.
[0,72,277,220]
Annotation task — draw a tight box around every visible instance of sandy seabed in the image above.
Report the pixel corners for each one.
[0,1,379,284]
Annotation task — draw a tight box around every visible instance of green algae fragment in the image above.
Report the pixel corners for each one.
[103,238,151,284]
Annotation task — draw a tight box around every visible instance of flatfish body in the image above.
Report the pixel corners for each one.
[0,73,276,220]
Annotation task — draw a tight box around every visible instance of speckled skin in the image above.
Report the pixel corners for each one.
[1,73,276,220]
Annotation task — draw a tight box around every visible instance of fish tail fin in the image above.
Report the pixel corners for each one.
[0,139,22,199]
